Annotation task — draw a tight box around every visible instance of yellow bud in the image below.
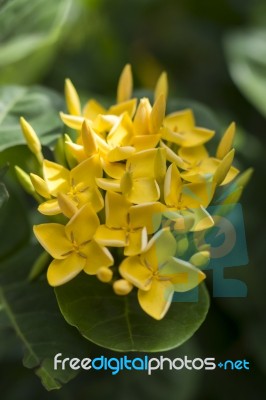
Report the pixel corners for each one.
[65,78,81,116]
[57,193,78,218]
[176,235,189,256]
[97,267,113,283]
[133,98,152,135]
[20,117,43,162]
[234,167,254,189]
[154,71,168,101]
[154,147,166,182]
[150,94,166,134]
[81,120,97,157]
[213,148,235,186]
[30,173,50,198]
[189,251,210,268]
[216,122,235,159]
[64,134,78,168]
[113,279,133,295]
[15,166,35,195]
[15,166,41,202]
[117,64,133,103]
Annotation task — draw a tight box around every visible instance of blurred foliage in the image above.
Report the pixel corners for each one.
[0,0,266,398]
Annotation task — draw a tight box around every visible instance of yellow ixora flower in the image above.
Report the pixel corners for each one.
[17,64,252,321]
[33,204,113,286]
[30,155,103,215]
[119,228,206,320]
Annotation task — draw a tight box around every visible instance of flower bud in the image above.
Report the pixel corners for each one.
[30,173,50,198]
[189,251,210,268]
[176,235,189,256]
[97,267,113,283]
[113,279,133,295]
[20,117,43,163]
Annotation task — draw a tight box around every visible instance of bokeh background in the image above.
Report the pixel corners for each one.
[0,0,265,399]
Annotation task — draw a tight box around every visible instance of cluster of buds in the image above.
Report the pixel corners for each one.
[16,65,252,319]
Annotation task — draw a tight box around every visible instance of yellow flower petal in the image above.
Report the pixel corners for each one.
[164,163,182,207]
[124,228,148,256]
[142,228,176,269]
[33,224,73,259]
[75,186,104,212]
[216,122,235,159]
[105,191,131,228]
[127,178,160,204]
[150,94,166,134]
[129,202,166,234]
[179,145,209,165]
[57,193,78,218]
[81,120,98,157]
[160,140,187,169]
[60,112,84,130]
[131,134,161,151]
[213,149,236,186]
[107,113,133,147]
[96,178,121,192]
[181,128,215,147]
[117,64,133,103]
[83,240,113,274]
[30,173,50,198]
[94,225,127,247]
[107,146,135,162]
[101,159,126,179]
[119,256,152,291]
[182,181,215,208]
[70,155,102,187]
[154,71,168,102]
[160,257,206,292]
[65,204,99,244]
[189,206,214,231]
[164,109,195,131]
[65,79,81,116]
[109,98,137,118]
[38,199,61,215]
[138,279,173,320]
[43,159,70,195]
[47,253,85,287]
[83,99,106,120]
[127,148,160,179]
[133,98,152,135]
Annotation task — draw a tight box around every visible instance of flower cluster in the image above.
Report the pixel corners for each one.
[18,65,250,320]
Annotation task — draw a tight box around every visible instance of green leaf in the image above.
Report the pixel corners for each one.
[0,0,72,83]
[0,187,30,260]
[224,29,266,117]
[55,273,209,352]
[0,243,91,391]
[0,85,64,151]
[0,182,8,208]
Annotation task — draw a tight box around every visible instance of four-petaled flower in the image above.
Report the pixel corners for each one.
[119,228,205,320]
[34,204,113,286]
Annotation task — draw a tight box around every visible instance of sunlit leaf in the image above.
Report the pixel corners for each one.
[225,29,266,117]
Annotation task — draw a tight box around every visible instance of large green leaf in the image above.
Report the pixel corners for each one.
[0,187,30,260]
[224,29,266,117]
[55,273,209,352]
[0,243,91,391]
[0,85,64,151]
[0,0,72,83]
